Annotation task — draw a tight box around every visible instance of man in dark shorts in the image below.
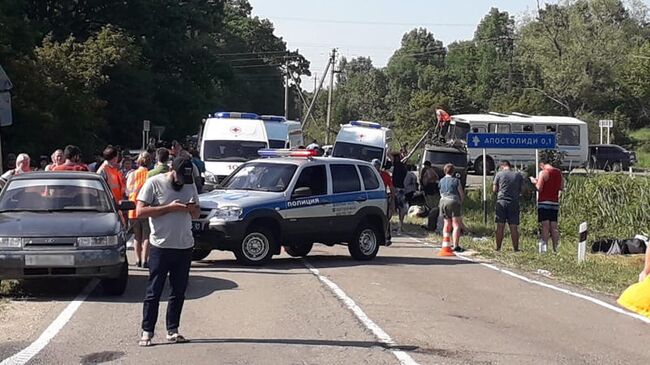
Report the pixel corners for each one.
[493,160,523,252]
[530,158,564,252]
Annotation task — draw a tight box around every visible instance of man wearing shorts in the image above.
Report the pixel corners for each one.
[439,164,465,252]
[530,158,564,252]
[493,161,523,252]
[127,151,152,267]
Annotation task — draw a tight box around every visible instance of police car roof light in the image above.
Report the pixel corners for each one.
[215,112,261,120]
[258,149,318,158]
[350,120,382,129]
[260,115,286,122]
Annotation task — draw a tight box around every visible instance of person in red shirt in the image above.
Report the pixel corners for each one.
[436,107,452,139]
[97,145,126,202]
[52,145,89,172]
[372,159,395,217]
[530,158,564,252]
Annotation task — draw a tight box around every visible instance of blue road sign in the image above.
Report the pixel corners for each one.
[467,133,556,149]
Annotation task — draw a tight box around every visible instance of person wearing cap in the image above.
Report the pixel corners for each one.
[136,156,200,347]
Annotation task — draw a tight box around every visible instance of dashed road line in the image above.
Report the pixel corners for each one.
[405,234,650,325]
[302,259,420,365]
[1,279,98,365]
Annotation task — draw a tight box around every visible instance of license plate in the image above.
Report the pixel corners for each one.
[191,221,205,233]
[25,255,75,267]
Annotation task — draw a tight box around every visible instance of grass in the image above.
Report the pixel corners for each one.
[630,128,650,169]
[402,176,647,296]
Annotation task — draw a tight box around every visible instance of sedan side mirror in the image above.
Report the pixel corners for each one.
[118,200,136,211]
[292,187,312,199]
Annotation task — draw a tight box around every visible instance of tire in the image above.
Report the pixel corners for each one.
[191,248,211,261]
[234,227,275,266]
[348,222,381,261]
[474,156,494,175]
[285,243,313,257]
[102,261,128,296]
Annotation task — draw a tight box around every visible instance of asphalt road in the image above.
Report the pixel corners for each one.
[1,235,650,365]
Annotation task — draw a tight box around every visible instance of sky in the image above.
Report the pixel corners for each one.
[248,0,649,90]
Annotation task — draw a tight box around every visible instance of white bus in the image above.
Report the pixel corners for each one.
[454,113,589,174]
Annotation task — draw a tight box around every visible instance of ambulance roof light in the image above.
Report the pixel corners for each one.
[215,112,261,120]
[350,120,382,129]
[260,115,286,122]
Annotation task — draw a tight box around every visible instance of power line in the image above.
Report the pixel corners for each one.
[263,16,476,27]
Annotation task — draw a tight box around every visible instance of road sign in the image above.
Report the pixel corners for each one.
[143,119,150,132]
[467,133,556,149]
[599,119,613,128]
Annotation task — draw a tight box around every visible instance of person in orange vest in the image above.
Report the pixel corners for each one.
[127,151,152,267]
[435,106,452,140]
[97,145,126,203]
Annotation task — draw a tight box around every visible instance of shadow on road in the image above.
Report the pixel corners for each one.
[1,273,237,303]
[152,337,420,351]
[87,273,238,303]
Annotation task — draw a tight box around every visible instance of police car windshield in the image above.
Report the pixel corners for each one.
[222,162,297,192]
[332,142,383,162]
[203,140,268,162]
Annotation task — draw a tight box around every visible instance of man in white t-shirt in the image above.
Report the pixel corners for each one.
[136,156,200,346]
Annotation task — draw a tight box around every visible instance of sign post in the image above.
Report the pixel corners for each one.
[467,132,557,226]
[578,222,588,263]
[599,119,613,145]
[142,120,151,150]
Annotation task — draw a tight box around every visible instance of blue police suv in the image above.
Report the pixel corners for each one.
[191,149,391,265]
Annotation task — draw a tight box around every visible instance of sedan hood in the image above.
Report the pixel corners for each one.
[198,189,285,209]
[0,212,120,237]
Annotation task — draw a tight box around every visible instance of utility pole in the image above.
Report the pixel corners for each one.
[284,52,290,119]
[325,49,336,145]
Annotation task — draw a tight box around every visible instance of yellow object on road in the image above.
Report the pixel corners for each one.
[618,277,650,318]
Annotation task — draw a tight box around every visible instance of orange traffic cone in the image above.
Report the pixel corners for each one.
[438,224,455,257]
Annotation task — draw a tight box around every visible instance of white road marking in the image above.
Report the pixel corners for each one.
[407,235,650,325]
[302,260,420,365]
[1,279,98,365]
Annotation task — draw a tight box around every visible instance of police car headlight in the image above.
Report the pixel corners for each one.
[211,206,242,222]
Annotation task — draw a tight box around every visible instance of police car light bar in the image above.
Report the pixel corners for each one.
[350,120,382,129]
[215,112,261,120]
[260,115,286,122]
[258,149,318,158]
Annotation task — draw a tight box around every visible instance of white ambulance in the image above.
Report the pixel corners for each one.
[285,120,304,148]
[201,112,268,188]
[261,115,290,149]
[332,121,391,165]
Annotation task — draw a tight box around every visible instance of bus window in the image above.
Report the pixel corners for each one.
[488,123,510,133]
[534,124,557,133]
[557,125,580,146]
[513,124,533,133]
[471,126,487,133]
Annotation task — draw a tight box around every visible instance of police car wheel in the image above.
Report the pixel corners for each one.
[348,223,380,260]
[285,243,313,257]
[235,228,274,265]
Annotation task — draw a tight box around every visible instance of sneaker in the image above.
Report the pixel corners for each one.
[453,246,465,253]
[166,332,189,343]
[139,331,153,347]
[142,262,149,269]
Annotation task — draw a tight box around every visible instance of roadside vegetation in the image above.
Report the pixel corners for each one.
[406,174,649,296]
[630,128,650,170]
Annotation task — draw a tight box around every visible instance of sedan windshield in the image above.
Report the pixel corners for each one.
[0,179,113,212]
[222,162,297,192]
[332,142,384,162]
[203,140,268,162]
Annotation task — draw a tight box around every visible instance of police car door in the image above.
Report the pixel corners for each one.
[329,163,366,240]
[283,164,331,243]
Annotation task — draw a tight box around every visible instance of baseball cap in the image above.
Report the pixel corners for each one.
[172,156,194,185]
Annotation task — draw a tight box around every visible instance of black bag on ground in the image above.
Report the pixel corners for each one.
[591,237,647,255]
[620,238,647,254]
